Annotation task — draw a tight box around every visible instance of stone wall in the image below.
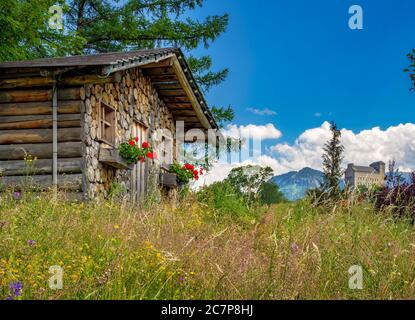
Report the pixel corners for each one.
[80,68,176,200]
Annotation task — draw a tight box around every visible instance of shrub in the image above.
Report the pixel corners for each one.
[197,181,260,222]
[374,172,415,220]
[258,182,287,205]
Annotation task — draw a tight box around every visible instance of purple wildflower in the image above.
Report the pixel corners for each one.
[291,243,299,253]
[178,276,186,283]
[9,282,22,297]
[6,296,13,301]
[13,192,21,200]
[28,240,36,246]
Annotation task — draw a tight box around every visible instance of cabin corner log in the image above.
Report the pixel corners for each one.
[0,128,81,144]
[0,142,82,160]
[0,73,122,89]
[0,114,81,130]
[0,101,82,116]
[0,174,83,191]
[0,158,82,176]
[0,87,82,103]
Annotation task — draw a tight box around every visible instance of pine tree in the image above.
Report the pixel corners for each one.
[405,49,415,90]
[1,0,232,123]
[0,0,84,61]
[322,122,345,198]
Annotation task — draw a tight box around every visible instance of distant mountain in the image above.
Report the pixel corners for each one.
[271,167,324,201]
[272,168,413,201]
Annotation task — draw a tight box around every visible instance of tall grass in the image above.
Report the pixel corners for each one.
[1,190,415,300]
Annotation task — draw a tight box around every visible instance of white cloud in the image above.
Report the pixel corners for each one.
[222,123,282,140]
[269,121,415,174]
[314,112,322,117]
[201,122,415,185]
[246,108,278,116]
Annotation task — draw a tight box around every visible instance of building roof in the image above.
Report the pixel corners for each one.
[0,48,177,68]
[0,48,218,131]
[351,166,377,173]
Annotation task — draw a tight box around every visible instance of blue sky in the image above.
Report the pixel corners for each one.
[189,0,414,145]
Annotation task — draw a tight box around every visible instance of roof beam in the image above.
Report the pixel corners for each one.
[171,56,211,129]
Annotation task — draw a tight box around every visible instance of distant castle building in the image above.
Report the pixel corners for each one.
[345,162,386,188]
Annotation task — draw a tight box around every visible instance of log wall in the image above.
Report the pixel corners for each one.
[81,68,176,199]
[0,67,176,200]
[0,82,83,192]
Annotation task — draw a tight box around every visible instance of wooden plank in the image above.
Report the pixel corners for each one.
[0,74,122,88]
[174,116,200,122]
[60,73,122,86]
[157,89,186,96]
[162,96,189,103]
[0,114,81,129]
[166,103,193,109]
[0,100,82,116]
[140,58,173,69]
[0,77,55,88]
[154,83,182,90]
[0,128,80,144]
[99,147,133,170]
[171,110,197,116]
[142,67,175,76]
[160,172,177,188]
[0,142,81,160]
[0,174,82,191]
[0,88,81,103]
[0,158,82,176]
[171,57,210,129]
[147,75,178,83]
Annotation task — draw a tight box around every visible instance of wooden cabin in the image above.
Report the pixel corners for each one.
[0,48,218,201]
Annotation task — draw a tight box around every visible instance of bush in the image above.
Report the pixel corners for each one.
[197,181,260,222]
[258,182,287,205]
[374,173,415,220]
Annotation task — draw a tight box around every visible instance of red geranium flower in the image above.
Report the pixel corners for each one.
[138,156,145,163]
[142,142,150,149]
[184,164,195,171]
[129,140,135,147]
[146,152,155,159]
[135,136,139,142]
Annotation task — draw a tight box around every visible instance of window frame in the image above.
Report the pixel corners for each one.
[97,101,117,146]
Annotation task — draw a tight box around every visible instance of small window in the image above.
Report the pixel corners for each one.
[98,101,116,145]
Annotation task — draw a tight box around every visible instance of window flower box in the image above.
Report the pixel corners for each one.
[160,169,178,189]
[99,147,134,170]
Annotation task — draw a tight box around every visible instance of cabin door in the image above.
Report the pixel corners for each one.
[131,122,147,204]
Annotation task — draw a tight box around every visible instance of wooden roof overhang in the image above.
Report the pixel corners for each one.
[0,48,219,135]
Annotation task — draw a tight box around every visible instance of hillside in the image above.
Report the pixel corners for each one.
[272,168,413,201]
[1,191,415,300]
[271,168,324,201]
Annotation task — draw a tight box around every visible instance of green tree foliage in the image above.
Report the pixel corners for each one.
[405,49,415,90]
[322,122,344,199]
[210,106,235,128]
[197,181,255,220]
[226,165,274,204]
[258,182,287,205]
[1,0,233,123]
[0,0,84,61]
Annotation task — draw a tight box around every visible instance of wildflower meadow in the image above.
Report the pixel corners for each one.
[1,188,415,300]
